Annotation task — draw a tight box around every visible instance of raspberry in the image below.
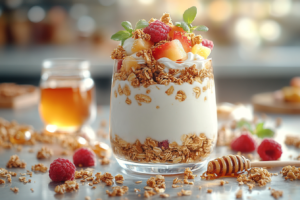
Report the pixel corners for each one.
[230,132,256,153]
[202,39,214,50]
[49,158,75,182]
[73,147,96,167]
[257,139,282,161]
[144,20,171,43]
[158,140,169,150]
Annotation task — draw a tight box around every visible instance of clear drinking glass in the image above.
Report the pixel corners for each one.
[39,58,96,133]
[109,58,218,174]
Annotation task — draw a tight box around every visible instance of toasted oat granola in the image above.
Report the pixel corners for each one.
[31,163,48,173]
[271,189,283,199]
[6,155,26,168]
[236,189,243,198]
[10,187,19,193]
[106,186,128,197]
[177,189,192,196]
[165,86,174,95]
[144,190,156,198]
[36,147,53,159]
[146,175,166,189]
[285,135,300,148]
[132,29,151,41]
[160,13,172,26]
[111,133,213,164]
[111,45,127,60]
[280,165,300,180]
[54,180,79,194]
[237,168,272,187]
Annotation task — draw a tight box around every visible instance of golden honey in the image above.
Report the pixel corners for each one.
[202,155,251,179]
[39,87,94,130]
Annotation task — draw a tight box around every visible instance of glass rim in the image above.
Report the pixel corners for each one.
[42,58,90,70]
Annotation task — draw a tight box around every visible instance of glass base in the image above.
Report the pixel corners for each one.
[115,157,207,175]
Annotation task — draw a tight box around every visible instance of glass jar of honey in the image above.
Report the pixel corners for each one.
[39,58,96,133]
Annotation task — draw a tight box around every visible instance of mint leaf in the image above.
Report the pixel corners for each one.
[111,30,131,42]
[237,120,253,134]
[121,21,133,33]
[192,25,209,32]
[256,128,275,138]
[183,6,197,24]
[135,19,149,30]
[175,21,190,32]
[255,122,264,133]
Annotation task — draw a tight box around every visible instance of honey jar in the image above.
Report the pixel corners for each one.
[39,59,96,132]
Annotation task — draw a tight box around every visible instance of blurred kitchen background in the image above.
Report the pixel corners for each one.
[0,0,299,105]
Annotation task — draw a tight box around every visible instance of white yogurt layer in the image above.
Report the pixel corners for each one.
[110,78,217,145]
[158,52,206,76]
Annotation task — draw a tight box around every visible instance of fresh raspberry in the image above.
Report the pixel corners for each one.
[49,158,75,182]
[73,147,96,167]
[230,132,256,153]
[257,139,282,161]
[117,60,123,71]
[202,39,214,50]
[158,140,169,150]
[144,20,171,43]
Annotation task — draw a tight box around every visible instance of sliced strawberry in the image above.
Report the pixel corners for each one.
[169,25,185,39]
[117,60,123,71]
[172,31,191,53]
[152,40,187,61]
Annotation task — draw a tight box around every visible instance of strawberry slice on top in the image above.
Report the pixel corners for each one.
[172,31,192,53]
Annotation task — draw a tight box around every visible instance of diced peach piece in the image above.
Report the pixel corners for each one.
[131,39,153,53]
[169,25,185,39]
[290,77,300,88]
[152,40,187,61]
[191,44,211,59]
[121,56,140,72]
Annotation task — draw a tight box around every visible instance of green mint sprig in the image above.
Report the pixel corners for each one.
[111,19,149,46]
[175,6,208,33]
[236,120,275,138]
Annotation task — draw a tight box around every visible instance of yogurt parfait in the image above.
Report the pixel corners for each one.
[109,7,217,174]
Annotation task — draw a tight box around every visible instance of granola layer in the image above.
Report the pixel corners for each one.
[111,133,214,164]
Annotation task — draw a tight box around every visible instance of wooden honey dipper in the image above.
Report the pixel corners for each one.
[207,155,300,177]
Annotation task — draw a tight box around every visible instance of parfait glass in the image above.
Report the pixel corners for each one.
[109,58,217,174]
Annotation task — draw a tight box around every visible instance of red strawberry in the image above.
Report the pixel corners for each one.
[172,31,191,53]
[152,40,187,61]
[117,60,123,71]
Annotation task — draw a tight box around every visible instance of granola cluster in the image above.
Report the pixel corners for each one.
[6,155,26,168]
[285,135,300,148]
[113,60,213,88]
[237,168,273,187]
[271,189,283,199]
[280,165,300,180]
[31,163,48,173]
[36,147,53,159]
[54,180,79,194]
[111,133,213,164]
[106,186,129,197]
